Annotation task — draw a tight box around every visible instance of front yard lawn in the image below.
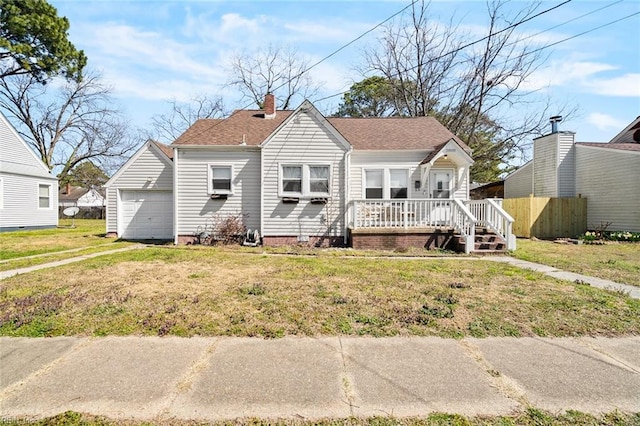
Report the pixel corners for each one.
[1,247,638,338]
[512,239,640,287]
[0,219,117,260]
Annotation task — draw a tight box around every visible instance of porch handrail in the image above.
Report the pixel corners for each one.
[351,199,460,229]
[452,199,476,254]
[466,199,516,250]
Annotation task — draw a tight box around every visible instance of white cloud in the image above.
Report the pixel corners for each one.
[585,73,640,97]
[587,113,629,132]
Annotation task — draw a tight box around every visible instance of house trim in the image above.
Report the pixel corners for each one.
[104,140,173,188]
[173,147,179,244]
[576,144,640,155]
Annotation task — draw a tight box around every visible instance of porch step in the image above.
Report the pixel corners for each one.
[456,228,508,254]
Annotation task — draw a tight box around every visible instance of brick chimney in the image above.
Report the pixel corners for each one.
[66,183,71,194]
[264,93,276,119]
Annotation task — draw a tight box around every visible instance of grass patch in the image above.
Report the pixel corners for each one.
[512,239,640,287]
[0,219,119,260]
[1,247,638,338]
[0,242,134,272]
[1,409,638,425]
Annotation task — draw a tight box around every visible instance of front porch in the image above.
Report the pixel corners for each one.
[348,199,516,254]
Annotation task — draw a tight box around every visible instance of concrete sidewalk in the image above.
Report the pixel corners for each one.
[1,336,638,422]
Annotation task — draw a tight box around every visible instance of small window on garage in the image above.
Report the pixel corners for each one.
[38,183,51,208]
[208,165,233,194]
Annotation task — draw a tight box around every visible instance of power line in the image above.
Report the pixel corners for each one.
[315,4,637,104]
[176,0,420,145]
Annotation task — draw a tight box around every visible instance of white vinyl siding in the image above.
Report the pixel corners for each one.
[176,148,260,235]
[109,146,173,189]
[106,187,117,233]
[533,133,559,197]
[262,109,347,238]
[557,133,576,197]
[0,173,58,229]
[350,152,468,200]
[0,113,58,231]
[504,161,533,198]
[576,145,640,232]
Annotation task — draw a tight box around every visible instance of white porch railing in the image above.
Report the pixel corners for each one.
[350,198,515,253]
[351,199,459,229]
[466,198,516,250]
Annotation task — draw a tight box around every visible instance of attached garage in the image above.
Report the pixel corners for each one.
[120,190,173,239]
[104,141,174,240]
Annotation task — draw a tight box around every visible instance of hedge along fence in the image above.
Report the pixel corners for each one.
[502,195,587,239]
[58,206,105,220]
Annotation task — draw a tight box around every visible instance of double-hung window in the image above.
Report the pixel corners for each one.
[364,168,409,199]
[282,165,303,195]
[309,165,329,195]
[38,184,51,208]
[389,169,408,199]
[280,164,330,197]
[208,165,233,194]
[365,170,383,199]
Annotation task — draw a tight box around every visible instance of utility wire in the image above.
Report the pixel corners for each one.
[315,6,637,103]
[175,0,420,145]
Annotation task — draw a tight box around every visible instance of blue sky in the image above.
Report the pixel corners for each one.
[51,0,639,157]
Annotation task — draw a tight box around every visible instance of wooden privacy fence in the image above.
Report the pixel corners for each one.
[502,196,587,239]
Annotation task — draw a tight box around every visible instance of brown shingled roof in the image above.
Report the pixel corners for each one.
[172,111,292,146]
[151,141,174,159]
[577,142,640,152]
[327,116,468,151]
[171,107,468,152]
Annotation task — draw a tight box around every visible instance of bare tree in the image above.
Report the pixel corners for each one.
[0,72,138,181]
[227,45,320,110]
[363,0,576,178]
[147,95,225,143]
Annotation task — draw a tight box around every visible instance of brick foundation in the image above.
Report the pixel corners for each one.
[262,235,344,247]
[349,229,458,251]
[105,232,118,238]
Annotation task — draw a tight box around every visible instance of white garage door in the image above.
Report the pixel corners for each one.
[121,190,173,240]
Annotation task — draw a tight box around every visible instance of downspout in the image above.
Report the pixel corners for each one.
[173,147,179,245]
[259,145,264,239]
[343,148,352,245]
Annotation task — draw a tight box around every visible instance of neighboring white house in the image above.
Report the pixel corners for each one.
[105,97,515,252]
[0,111,58,232]
[59,185,105,208]
[504,116,640,232]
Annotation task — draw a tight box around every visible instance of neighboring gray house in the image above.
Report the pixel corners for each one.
[504,117,640,232]
[105,97,515,252]
[0,111,58,232]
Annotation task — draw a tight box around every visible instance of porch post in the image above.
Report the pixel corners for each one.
[403,200,408,229]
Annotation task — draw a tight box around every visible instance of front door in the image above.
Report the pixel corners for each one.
[429,170,453,224]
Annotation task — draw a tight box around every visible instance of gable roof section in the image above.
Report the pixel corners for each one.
[0,111,56,180]
[171,102,467,152]
[152,141,174,159]
[172,112,292,146]
[104,140,173,187]
[608,116,640,144]
[261,100,351,151]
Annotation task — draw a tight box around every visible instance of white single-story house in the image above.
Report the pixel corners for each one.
[504,116,640,232]
[105,97,515,252]
[59,185,105,208]
[0,111,58,232]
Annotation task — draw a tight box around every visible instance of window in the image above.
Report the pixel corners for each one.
[208,165,233,194]
[309,166,329,195]
[390,169,408,199]
[364,168,410,199]
[365,170,383,199]
[280,164,330,197]
[38,184,51,208]
[282,165,302,194]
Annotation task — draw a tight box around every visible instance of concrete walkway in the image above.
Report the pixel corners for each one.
[1,336,638,422]
[0,245,145,280]
[485,256,640,299]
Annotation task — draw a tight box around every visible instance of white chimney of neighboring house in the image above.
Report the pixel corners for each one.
[264,93,276,119]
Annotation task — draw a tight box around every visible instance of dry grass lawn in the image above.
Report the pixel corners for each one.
[512,239,640,287]
[1,247,638,338]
